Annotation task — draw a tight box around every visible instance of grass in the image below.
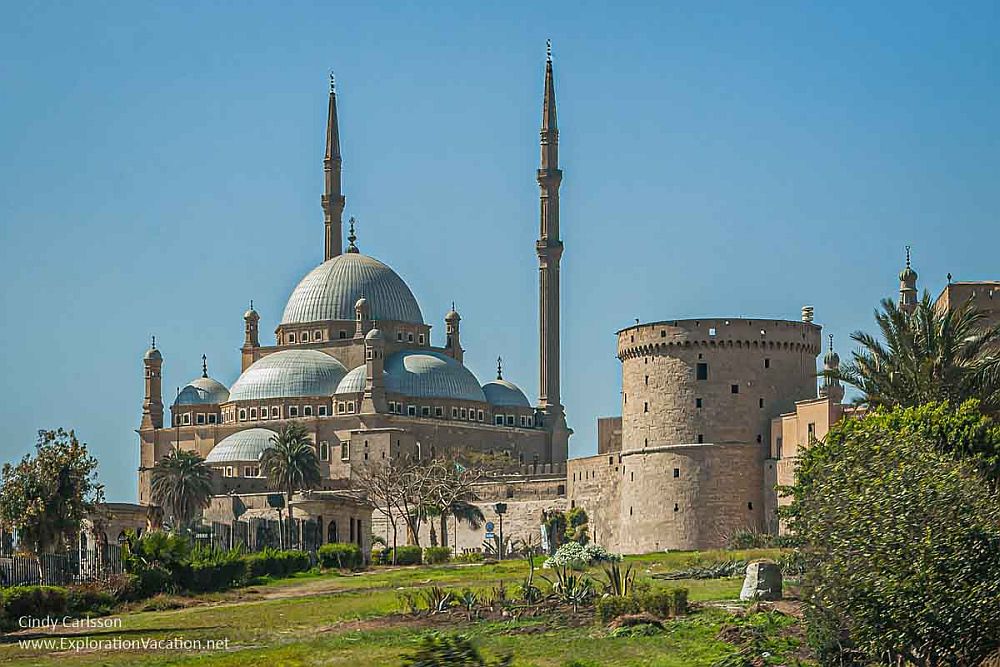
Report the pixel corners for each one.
[0,549,803,667]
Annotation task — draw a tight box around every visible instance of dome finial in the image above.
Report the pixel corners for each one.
[905,245,911,269]
[947,272,952,284]
[346,216,359,253]
[202,354,208,378]
[151,335,156,350]
[828,333,834,353]
[250,299,254,310]
[497,355,503,380]
[329,71,336,93]
[546,39,552,63]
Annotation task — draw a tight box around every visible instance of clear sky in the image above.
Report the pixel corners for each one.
[1,1,998,501]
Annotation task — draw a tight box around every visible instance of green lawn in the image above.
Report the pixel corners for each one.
[0,550,807,667]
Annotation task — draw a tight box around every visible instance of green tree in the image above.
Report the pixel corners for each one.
[828,293,1000,415]
[564,507,590,545]
[785,403,1000,664]
[261,423,321,548]
[150,449,214,529]
[0,429,101,581]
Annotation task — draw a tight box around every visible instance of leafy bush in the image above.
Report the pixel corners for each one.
[245,548,312,579]
[726,528,774,550]
[317,543,363,570]
[454,551,484,564]
[638,587,688,617]
[400,632,512,667]
[66,583,116,617]
[423,546,451,565]
[655,559,747,581]
[181,548,248,593]
[389,545,423,566]
[543,542,621,569]
[595,595,640,623]
[787,402,1000,664]
[104,573,142,602]
[0,586,68,630]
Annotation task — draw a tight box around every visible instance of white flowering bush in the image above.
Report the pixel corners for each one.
[543,542,622,569]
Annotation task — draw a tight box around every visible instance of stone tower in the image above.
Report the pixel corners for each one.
[141,337,164,430]
[444,304,463,363]
[241,302,260,371]
[322,73,345,261]
[361,328,388,414]
[898,246,918,314]
[536,42,570,462]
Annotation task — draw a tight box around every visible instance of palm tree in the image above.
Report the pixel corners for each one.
[261,423,322,548]
[828,293,1000,414]
[439,499,484,550]
[150,449,213,529]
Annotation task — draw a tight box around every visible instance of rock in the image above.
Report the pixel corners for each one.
[739,559,782,601]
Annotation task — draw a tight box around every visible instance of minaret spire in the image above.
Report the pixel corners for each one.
[322,72,346,261]
[201,354,208,378]
[536,41,570,462]
[497,356,503,380]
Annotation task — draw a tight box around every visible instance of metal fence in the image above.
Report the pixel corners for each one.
[192,518,322,554]
[0,544,124,587]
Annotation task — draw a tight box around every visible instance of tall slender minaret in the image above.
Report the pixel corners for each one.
[536,41,570,462]
[322,73,345,261]
[898,245,918,314]
[141,337,164,430]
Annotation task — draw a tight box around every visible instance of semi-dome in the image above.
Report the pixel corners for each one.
[482,379,531,408]
[205,428,278,463]
[175,377,230,406]
[281,253,424,325]
[228,349,348,402]
[335,351,485,402]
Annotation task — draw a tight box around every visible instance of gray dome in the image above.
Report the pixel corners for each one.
[206,428,277,463]
[482,379,531,408]
[175,377,230,406]
[144,347,161,361]
[335,351,485,402]
[281,253,423,325]
[229,349,348,402]
[365,328,384,342]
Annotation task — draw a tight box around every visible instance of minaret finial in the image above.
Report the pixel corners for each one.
[249,299,254,310]
[947,272,952,284]
[329,71,336,93]
[346,216,359,253]
[497,355,503,380]
[151,335,156,350]
[546,39,552,63]
[828,333,834,352]
[905,245,911,268]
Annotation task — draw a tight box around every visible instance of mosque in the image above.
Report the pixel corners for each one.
[133,50,999,555]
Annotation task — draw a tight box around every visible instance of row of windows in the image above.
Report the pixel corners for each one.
[285,329,428,345]
[384,401,534,427]
[174,413,219,426]
[221,465,261,478]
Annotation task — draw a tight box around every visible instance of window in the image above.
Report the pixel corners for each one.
[747,502,754,510]
[673,503,679,512]
[520,415,527,426]
[407,333,414,342]
[347,401,355,413]
[418,334,425,344]
[759,398,764,409]
[776,436,783,459]
[460,408,467,419]
[764,358,771,368]
[421,406,430,417]
[239,408,247,421]
[697,434,704,443]
[249,408,257,420]
[696,398,703,409]
[660,330,666,337]
[288,333,296,343]
[271,406,279,418]
[337,402,345,414]
[435,406,443,417]
[319,441,329,461]
[731,384,739,394]
[506,415,515,426]
[407,405,416,416]
[643,402,649,413]
[339,330,347,339]
[314,330,322,341]
[208,414,217,424]
[709,327,717,336]
[756,434,762,443]
[289,406,298,417]
[696,363,708,380]
[673,468,680,478]
[807,422,816,439]
[303,406,313,416]
[196,414,205,425]
[495,415,504,425]
[181,413,190,425]
[259,407,268,420]
[452,407,459,418]
[397,332,403,341]
[468,410,475,422]
[301,331,309,342]
[645,375,648,385]
[477,409,484,421]
[318,405,328,416]
[527,416,533,427]
[340,441,349,461]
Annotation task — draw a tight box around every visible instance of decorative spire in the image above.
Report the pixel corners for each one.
[329,70,336,93]
[905,245,911,268]
[497,356,503,380]
[541,41,558,141]
[202,354,208,378]
[828,333,834,352]
[947,272,952,284]
[546,38,552,63]
[346,216,359,253]
[151,335,156,350]
[323,72,345,261]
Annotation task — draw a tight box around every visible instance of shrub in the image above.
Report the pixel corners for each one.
[0,586,68,630]
[400,632,511,667]
[595,595,640,623]
[246,548,312,579]
[455,551,484,564]
[638,587,688,618]
[371,548,387,565]
[137,566,174,597]
[66,583,116,617]
[104,573,142,602]
[726,527,774,550]
[423,546,451,565]
[389,545,423,566]
[543,542,621,569]
[318,543,363,570]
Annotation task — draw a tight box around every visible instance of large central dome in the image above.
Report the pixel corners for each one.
[281,253,424,325]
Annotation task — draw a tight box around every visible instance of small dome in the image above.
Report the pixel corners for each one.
[229,349,348,402]
[899,266,918,283]
[244,307,259,320]
[445,307,460,322]
[355,296,368,311]
[336,351,484,402]
[281,253,423,325]
[175,377,230,406]
[144,347,162,362]
[482,379,531,408]
[365,328,384,343]
[206,428,278,463]
[823,348,841,367]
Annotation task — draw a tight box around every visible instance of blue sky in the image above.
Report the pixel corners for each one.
[1,1,998,501]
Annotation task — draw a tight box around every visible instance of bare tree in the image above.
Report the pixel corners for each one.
[425,459,487,549]
[353,461,404,564]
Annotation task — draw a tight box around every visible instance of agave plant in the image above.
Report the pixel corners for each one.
[601,561,636,597]
[459,588,479,620]
[544,566,595,611]
[420,585,453,614]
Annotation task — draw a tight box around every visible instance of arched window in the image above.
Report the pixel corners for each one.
[328,520,339,543]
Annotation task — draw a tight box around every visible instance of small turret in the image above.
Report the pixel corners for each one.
[361,328,387,413]
[141,336,164,430]
[898,246,918,314]
[242,301,260,371]
[819,334,845,404]
[444,302,463,362]
[354,295,370,338]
